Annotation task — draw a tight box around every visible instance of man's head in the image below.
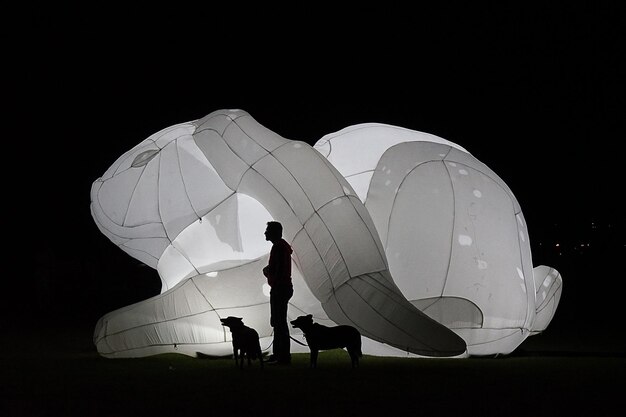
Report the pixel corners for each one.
[264,221,283,242]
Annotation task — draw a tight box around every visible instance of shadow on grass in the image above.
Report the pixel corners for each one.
[3,322,625,417]
[509,349,626,358]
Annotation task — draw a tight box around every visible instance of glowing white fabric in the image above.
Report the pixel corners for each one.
[91,109,561,358]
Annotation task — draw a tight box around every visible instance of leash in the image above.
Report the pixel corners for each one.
[290,335,308,346]
[263,332,309,350]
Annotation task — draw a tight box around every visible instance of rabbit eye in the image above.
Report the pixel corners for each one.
[131,149,160,167]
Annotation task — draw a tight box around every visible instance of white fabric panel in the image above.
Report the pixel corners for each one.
[192,258,269,310]
[447,147,522,214]
[194,110,243,136]
[91,184,167,240]
[125,154,161,226]
[95,272,246,357]
[324,273,467,357]
[251,153,316,226]
[177,134,233,218]
[412,297,483,329]
[193,128,248,191]
[516,212,536,331]
[314,123,468,179]
[445,162,526,328]
[317,196,386,279]
[222,119,270,166]
[531,265,563,333]
[292,223,333,300]
[237,167,303,242]
[366,141,452,244]
[97,165,144,226]
[236,194,275,256]
[89,223,118,250]
[302,213,347,301]
[235,114,289,152]
[348,194,389,273]
[103,122,193,182]
[118,244,159,270]
[92,203,166,269]
[102,280,209,336]
[344,171,374,203]
[532,297,557,335]
[90,205,128,247]
[171,195,272,279]
[272,141,345,211]
[157,245,197,291]
[288,260,329,321]
[458,328,528,356]
[159,143,200,240]
[101,140,153,180]
[121,237,169,262]
[448,149,535,332]
[152,123,196,149]
[386,162,454,298]
[95,255,328,358]
[171,194,241,267]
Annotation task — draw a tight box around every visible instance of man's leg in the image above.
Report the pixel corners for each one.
[275,299,289,362]
[273,286,293,363]
[269,291,278,361]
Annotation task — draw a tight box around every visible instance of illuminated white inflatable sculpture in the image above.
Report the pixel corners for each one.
[91,109,562,358]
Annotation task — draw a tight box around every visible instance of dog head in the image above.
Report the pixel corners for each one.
[290,314,314,331]
[220,316,245,330]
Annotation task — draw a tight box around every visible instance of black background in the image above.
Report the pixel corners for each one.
[11,3,625,353]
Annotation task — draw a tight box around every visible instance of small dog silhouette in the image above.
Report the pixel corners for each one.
[290,314,362,368]
[220,316,264,369]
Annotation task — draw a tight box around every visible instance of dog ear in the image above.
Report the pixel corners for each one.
[307,314,313,319]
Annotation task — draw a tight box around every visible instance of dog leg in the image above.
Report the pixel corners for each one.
[237,349,243,369]
[348,348,359,368]
[350,351,358,368]
[310,349,318,368]
[233,348,239,368]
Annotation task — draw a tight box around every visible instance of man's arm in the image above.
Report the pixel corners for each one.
[264,246,276,286]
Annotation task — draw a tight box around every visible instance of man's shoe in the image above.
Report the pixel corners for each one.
[267,354,291,365]
[268,359,291,366]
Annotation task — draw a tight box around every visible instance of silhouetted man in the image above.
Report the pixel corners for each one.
[263,221,293,364]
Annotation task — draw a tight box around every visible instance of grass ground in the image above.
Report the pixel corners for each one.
[1,324,624,417]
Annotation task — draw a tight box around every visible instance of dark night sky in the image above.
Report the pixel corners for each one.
[12,4,625,351]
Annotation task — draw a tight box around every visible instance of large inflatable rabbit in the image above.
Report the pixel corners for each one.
[91,109,561,358]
